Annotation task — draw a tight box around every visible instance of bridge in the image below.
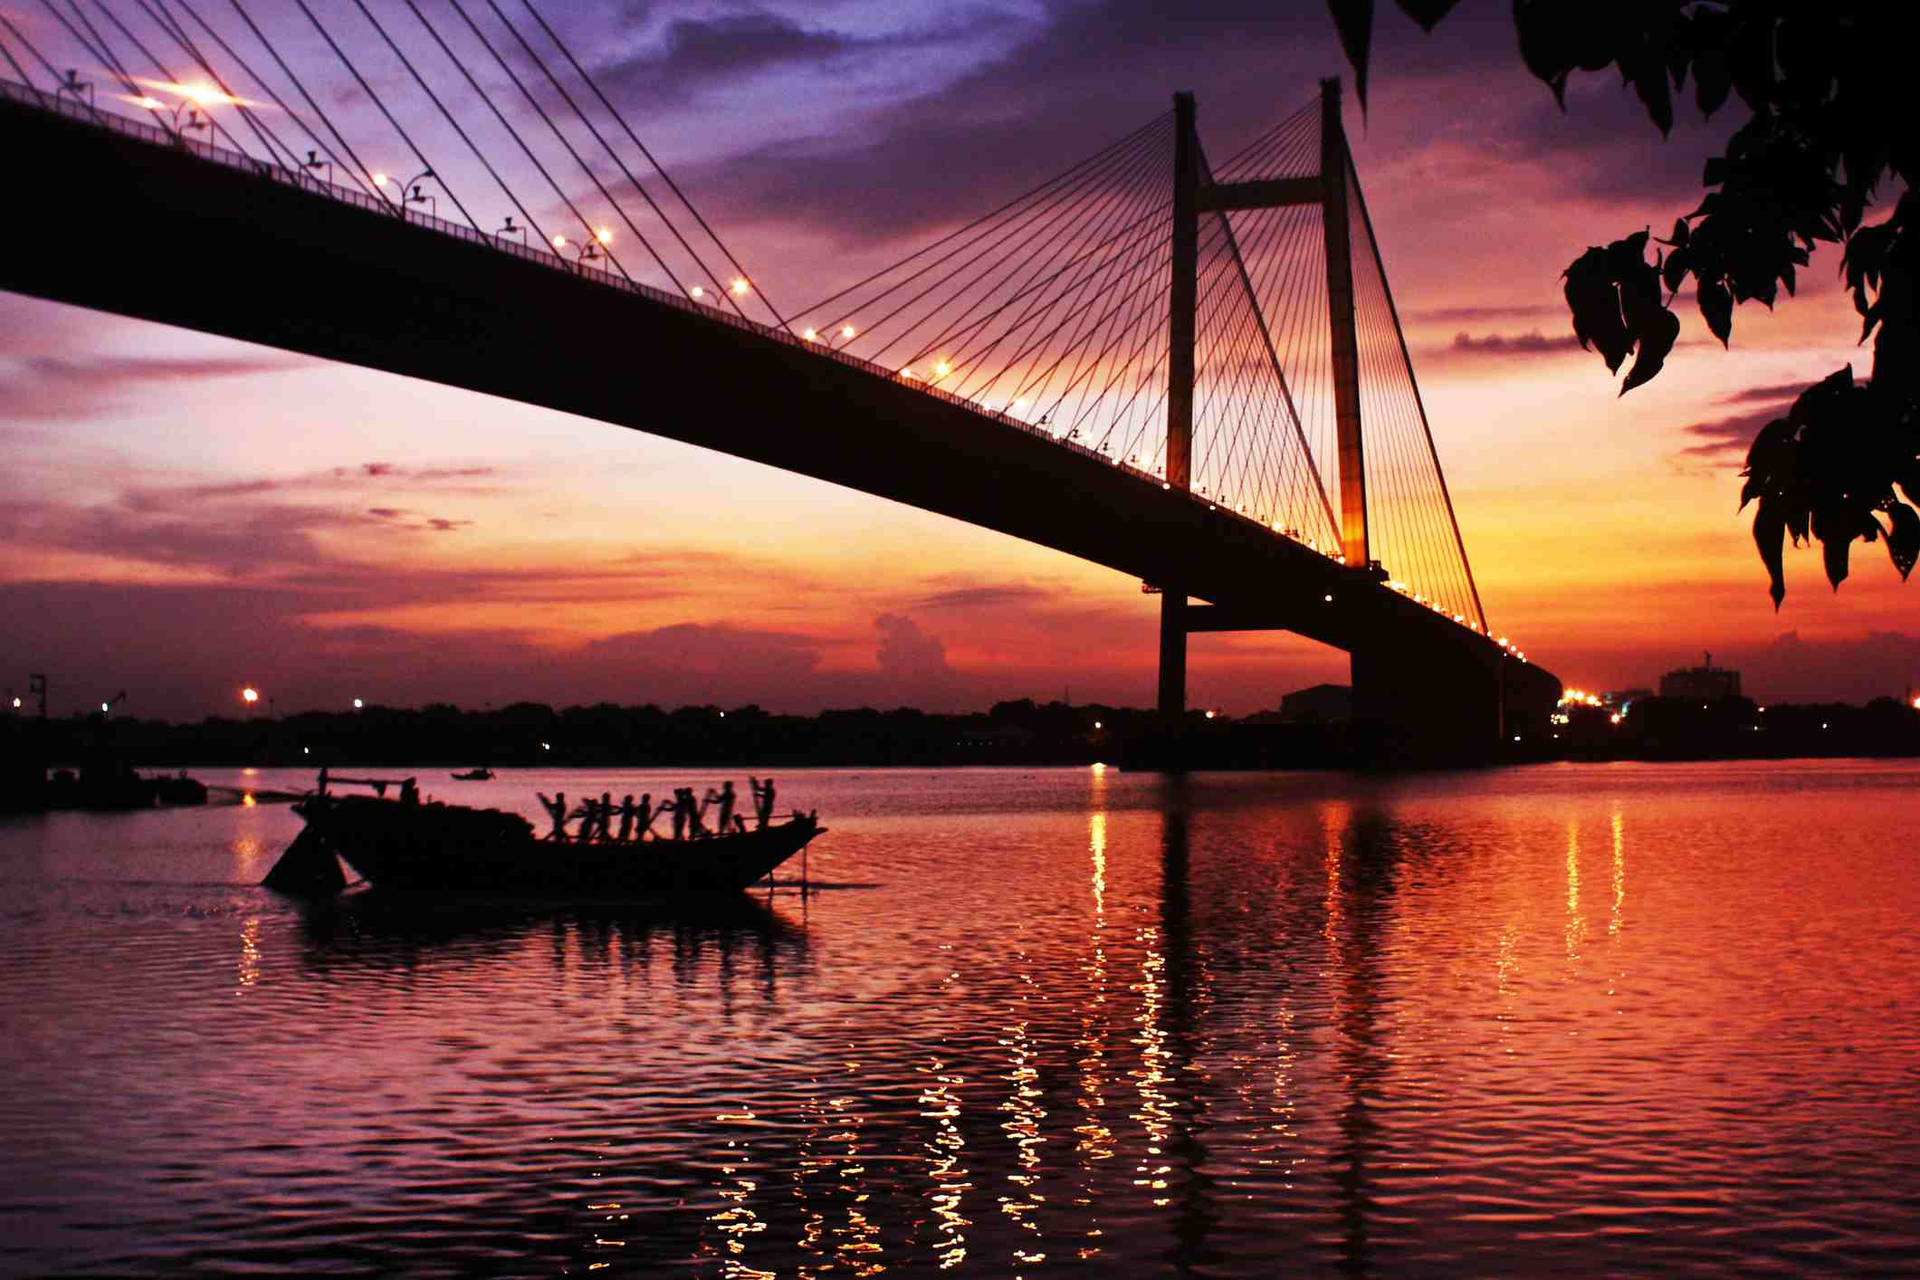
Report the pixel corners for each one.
[0,2,1558,762]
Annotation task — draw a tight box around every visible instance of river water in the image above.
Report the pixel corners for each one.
[1,762,1915,1277]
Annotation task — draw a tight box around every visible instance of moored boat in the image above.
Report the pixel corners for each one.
[267,792,825,897]
[450,767,495,781]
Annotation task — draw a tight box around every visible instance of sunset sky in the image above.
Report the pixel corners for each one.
[2,0,1911,721]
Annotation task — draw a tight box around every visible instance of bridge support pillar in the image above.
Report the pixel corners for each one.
[1158,592,1187,719]
[1348,637,1505,765]
[1158,90,1201,725]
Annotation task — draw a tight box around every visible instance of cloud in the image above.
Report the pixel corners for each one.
[0,353,305,422]
[913,583,1052,610]
[1438,329,1585,359]
[1676,383,1804,463]
[874,612,951,680]
[587,6,1025,111]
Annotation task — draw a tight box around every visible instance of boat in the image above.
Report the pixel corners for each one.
[450,767,495,781]
[265,792,825,897]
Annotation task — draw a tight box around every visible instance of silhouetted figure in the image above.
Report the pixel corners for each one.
[596,791,614,842]
[538,791,568,840]
[568,796,597,842]
[636,792,658,840]
[617,794,636,843]
[399,777,419,806]
[683,787,712,840]
[670,788,690,841]
[731,814,747,834]
[708,780,738,835]
[750,776,776,829]
[316,766,330,797]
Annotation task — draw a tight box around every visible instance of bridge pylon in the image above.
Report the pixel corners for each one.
[1157,79,1372,727]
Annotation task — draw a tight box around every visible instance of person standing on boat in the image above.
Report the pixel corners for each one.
[400,777,419,806]
[669,787,690,841]
[617,795,636,843]
[635,792,658,840]
[538,791,569,840]
[750,776,776,829]
[708,780,738,836]
[685,787,712,839]
[595,791,614,843]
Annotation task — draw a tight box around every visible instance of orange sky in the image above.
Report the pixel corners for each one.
[2,1,1912,719]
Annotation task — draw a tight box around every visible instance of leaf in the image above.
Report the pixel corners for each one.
[1621,307,1680,394]
[1888,502,1920,580]
[1326,0,1375,109]
[1753,497,1787,607]
[1392,0,1459,30]
[1662,245,1691,293]
[1823,528,1852,590]
[1697,278,1733,345]
[1563,247,1633,372]
[1693,47,1732,116]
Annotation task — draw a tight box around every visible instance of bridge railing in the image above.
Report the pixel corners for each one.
[4,76,1368,575]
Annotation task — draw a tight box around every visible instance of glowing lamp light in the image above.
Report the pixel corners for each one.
[1012,398,1027,412]
[101,702,110,713]
[840,324,856,339]
[1205,709,1217,720]
[352,698,364,709]
[241,687,260,704]
[1093,720,1102,730]
[802,327,818,342]
[127,95,166,109]
[594,227,613,245]
[372,172,390,188]
[551,233,568,248]
[1324,594,1333,603]
[933,360,951,378]
[900,366,915,378]
[1912,695,1920,711]
[10,697,19,709]
[730,277,751,296]
[181,82,226,107]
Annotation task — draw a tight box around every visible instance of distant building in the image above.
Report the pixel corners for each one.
[1278,683,1351,724]
[1660,653,1741,701]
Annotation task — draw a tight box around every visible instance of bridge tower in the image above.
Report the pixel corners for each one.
[1158,79,1370,721]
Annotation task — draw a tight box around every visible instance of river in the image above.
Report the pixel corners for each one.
[1,761,1915,1276]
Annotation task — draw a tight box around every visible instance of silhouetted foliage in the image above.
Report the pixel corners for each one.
[1330,1,1917,603]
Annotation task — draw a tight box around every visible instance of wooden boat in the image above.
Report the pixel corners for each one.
[450,767,495,781]
[266,793,824,897]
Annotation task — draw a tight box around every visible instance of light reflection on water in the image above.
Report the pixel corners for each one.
[1,761,1917,1276]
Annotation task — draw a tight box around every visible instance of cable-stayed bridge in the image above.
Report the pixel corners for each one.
[0,1,1559,761]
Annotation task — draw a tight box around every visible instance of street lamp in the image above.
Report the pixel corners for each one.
[301,148,333,188]
[55,69,93,110]
[374,167,436,217]
[552,227,613,270]
[128,93,208,138]
[353,697,365,710]
[496,216,528,247]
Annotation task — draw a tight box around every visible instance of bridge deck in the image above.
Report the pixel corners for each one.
[0,82,1559,740]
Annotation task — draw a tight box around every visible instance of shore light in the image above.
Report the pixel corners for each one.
[241,687,259,704]
[101,702,110,713]
[353,697,364,709]
[10,698,19,709]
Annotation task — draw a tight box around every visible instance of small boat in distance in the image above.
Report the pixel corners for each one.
[264,783,824,899]
[450,767,495,781]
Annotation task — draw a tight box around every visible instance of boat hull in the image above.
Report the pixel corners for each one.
[289,795,822,896]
